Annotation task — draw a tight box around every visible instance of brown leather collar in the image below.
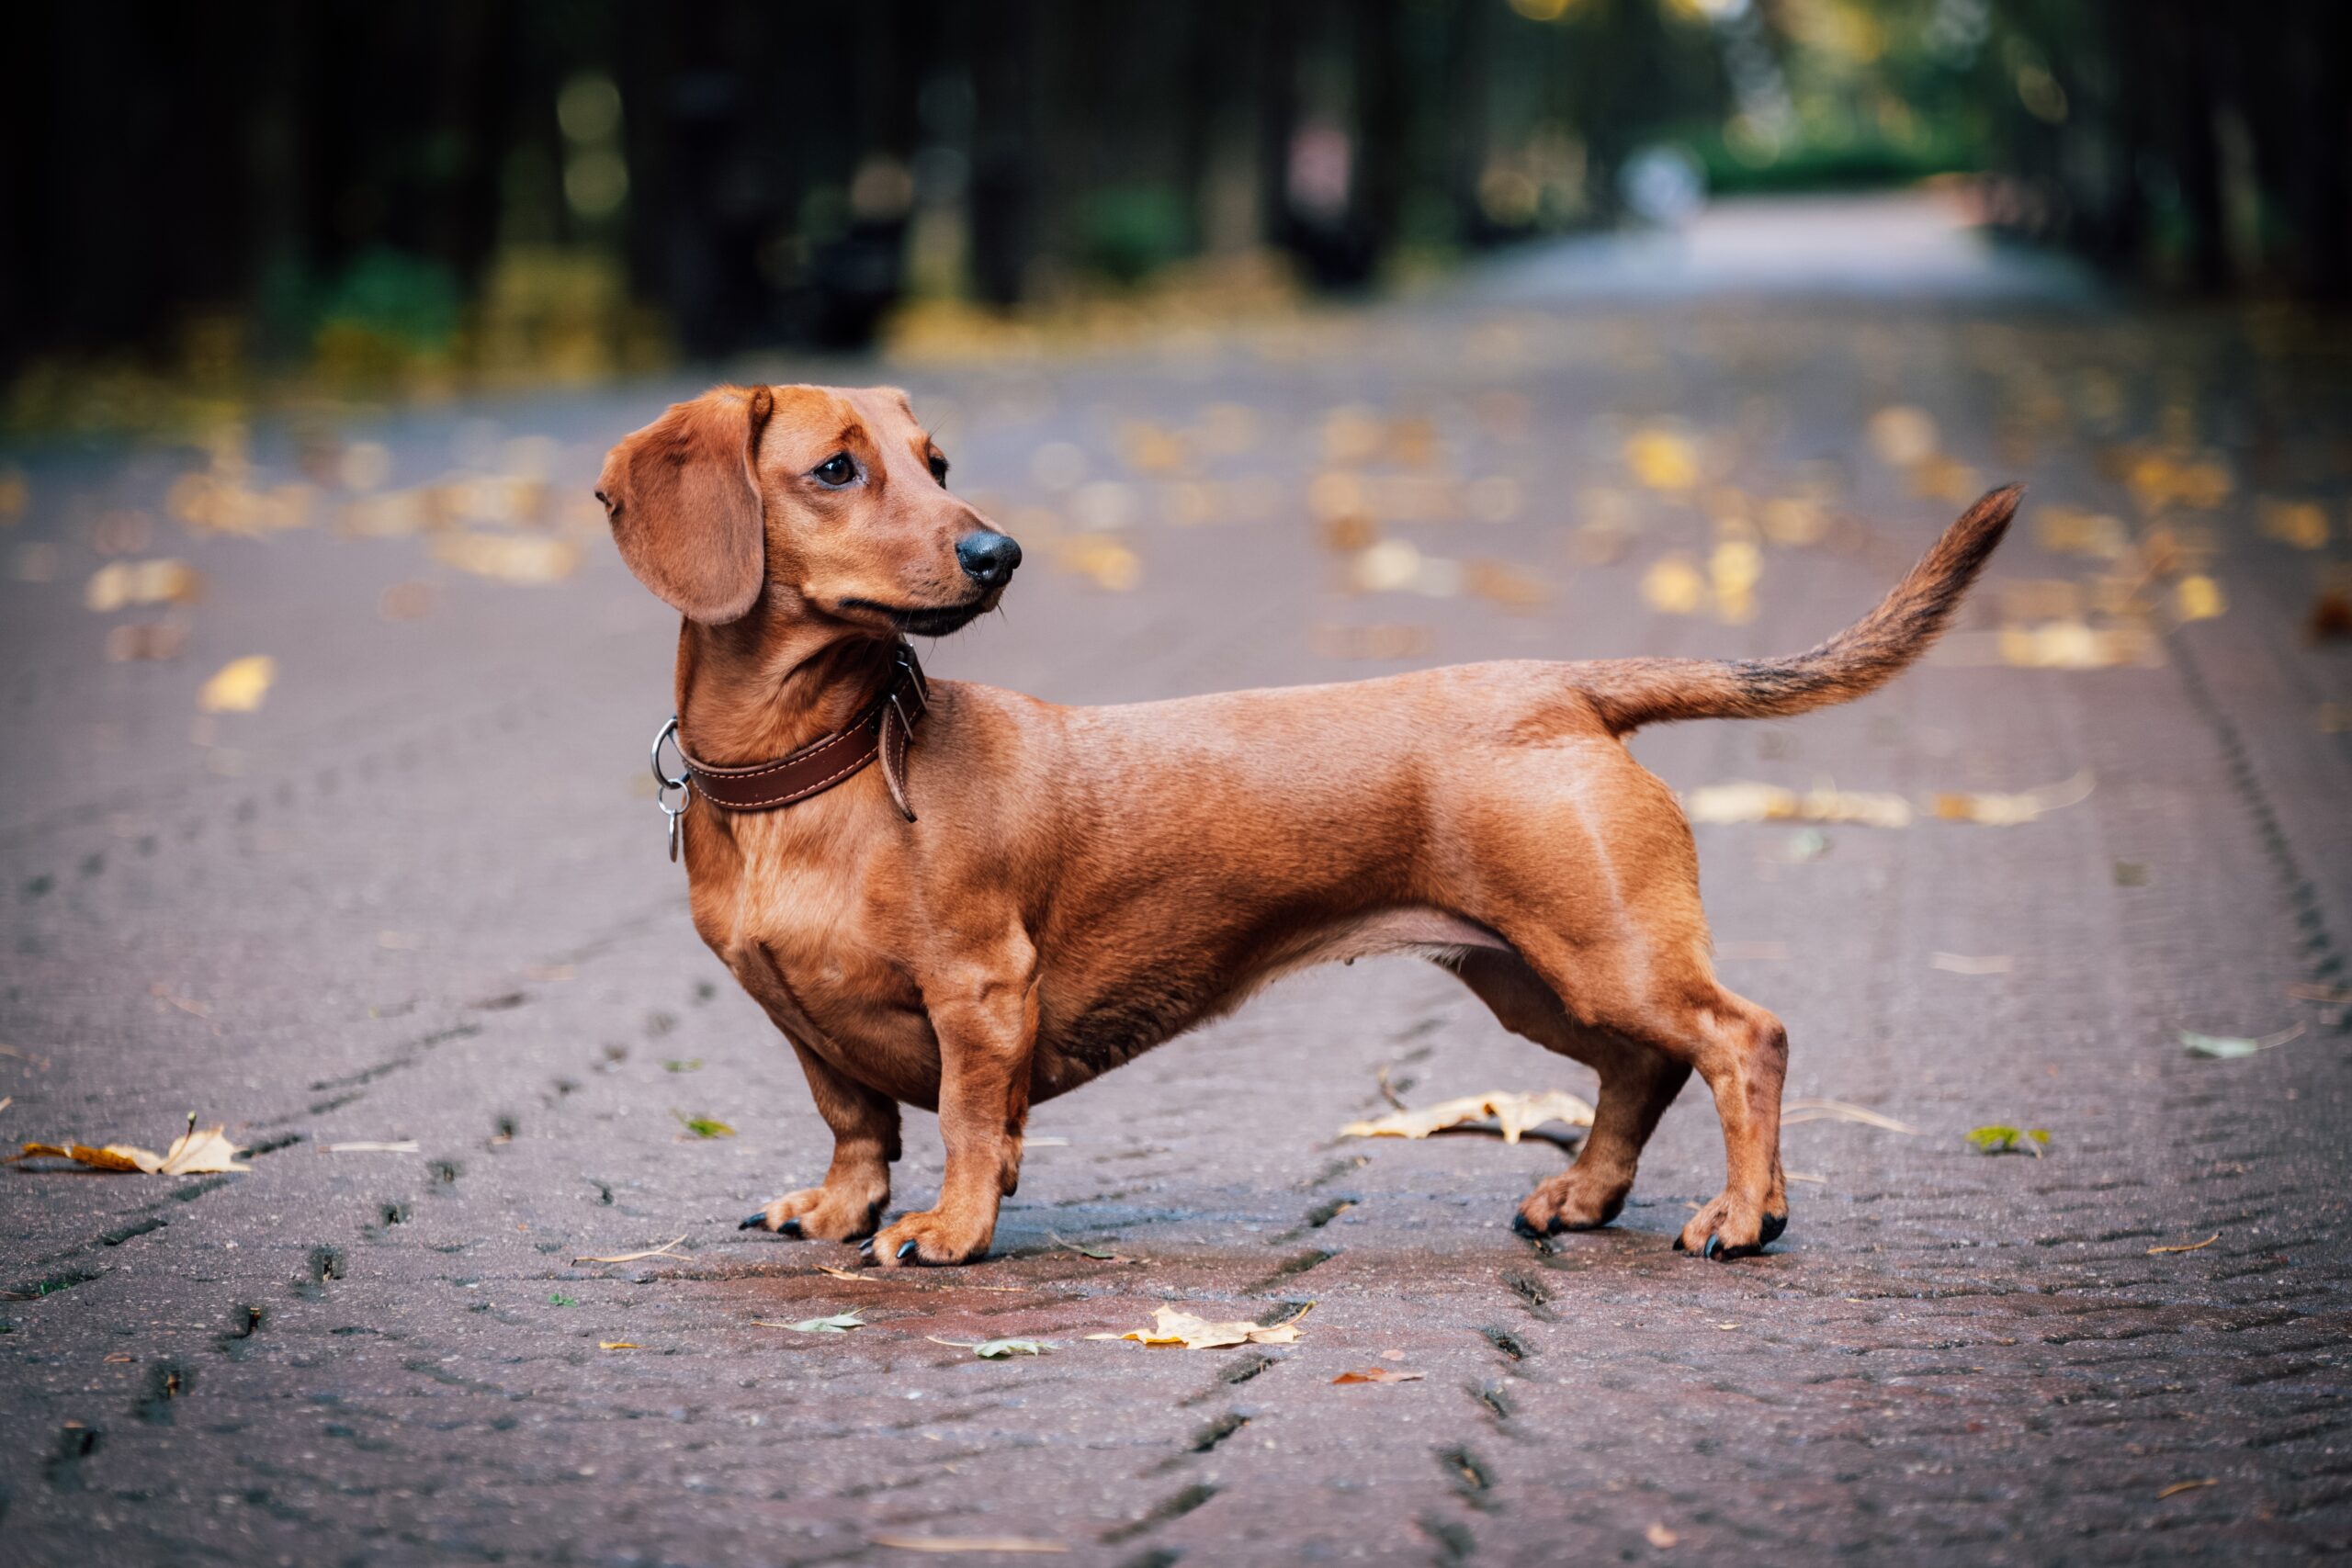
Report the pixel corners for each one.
[669,642,929,823]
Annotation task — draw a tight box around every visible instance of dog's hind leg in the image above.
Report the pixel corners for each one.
[1493,936,1791,1259]
[1450,949,1690,1235]
[740,1037,900,1242]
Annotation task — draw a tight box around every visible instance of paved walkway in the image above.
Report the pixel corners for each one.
[4,199,2350,1563]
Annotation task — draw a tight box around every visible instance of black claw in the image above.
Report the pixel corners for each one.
[1511,1212,1543,1240]
[1702,1234,1723,1261]
[1672,1233,1689,1253]
[896,1238,919,1261]
[739,1212,769,1231]
[779,1217,802,1238]
[856,1237,876,1257]
[1758,1212,1788,1247]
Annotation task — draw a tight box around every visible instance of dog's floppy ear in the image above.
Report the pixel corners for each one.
[597,386,776,624]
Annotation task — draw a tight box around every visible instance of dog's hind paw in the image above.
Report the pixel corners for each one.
[1673,1195,1787,1260]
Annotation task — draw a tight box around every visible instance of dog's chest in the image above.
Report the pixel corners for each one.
[695,857,940,1099]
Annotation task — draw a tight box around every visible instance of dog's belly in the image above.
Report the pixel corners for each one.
[1029,905,1511,1100]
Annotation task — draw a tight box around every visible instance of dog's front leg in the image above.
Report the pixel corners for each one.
[869,954,1038,1267]
[741,1037,900,1241]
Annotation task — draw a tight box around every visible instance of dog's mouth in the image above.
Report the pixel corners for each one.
[838,595,994,637]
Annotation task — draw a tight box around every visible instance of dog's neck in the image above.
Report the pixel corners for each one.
[674,610,900,765]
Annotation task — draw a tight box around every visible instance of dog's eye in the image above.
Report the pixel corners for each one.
[927,452,950,485]
[812,454,857,488]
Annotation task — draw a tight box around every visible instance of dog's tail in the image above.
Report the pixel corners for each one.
[1577,484,2019,736]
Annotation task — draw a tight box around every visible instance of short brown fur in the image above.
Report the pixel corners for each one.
[599,384,2019,1266]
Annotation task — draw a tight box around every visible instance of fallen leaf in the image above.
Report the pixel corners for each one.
[1781,1099,1918,1134]
[1051,1233,1144,1265]
[928,1335,1057,1359]
[2147,1234,2219,1256]
[1625,426,1700,491]
[2175,575,2225,621]
[1928,770,2094,826]
[2156,1479,2217,1500]
[429,531,580,584]
[322,1140,420,1154]
[1964,1125,2050,1156]
[813,1264,867,1283]
[869,1537,1067,1556]
[548,1293,579,1307]
[597,1341,638,1351]
[1641,553,1707,615]
[662,1058,702,1073]
[1645,1521,1680,1549]
[85,558,202,612]
[573,1234,687,1265]
[12,1115,249,1175]
[198,656,275,714]
[1930,953,2012,976]
[1331,1366,1422,1383]
[671,1110,734,1139]
[1089,1304,1307,1349]
[756,1311,866,1334]
[1340,1089,1594,1145]
[2181,1023,2302,1059]
[1686,782,1911,829]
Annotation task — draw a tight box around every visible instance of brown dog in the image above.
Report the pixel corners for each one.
[598,383,2017,1266]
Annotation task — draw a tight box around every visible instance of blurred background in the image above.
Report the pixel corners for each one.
[4,0,2347,427]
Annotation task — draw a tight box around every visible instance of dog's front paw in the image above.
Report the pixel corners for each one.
[1673,1192,1788,1260]
[861,1208,993,1267]
[1512,1167,1631,1236]
[739,1185,886,1243]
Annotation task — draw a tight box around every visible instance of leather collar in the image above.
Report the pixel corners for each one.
[673,642,929,822]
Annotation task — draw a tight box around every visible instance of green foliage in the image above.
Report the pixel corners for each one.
[1964,1125,2049,1156]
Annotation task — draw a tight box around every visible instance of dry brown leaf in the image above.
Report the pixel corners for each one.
[1088,1304,1307,1349]
[1340,1089,1594,1145]
[1331,1366,1423,1384]
[15,1118,249,1175]
[2156,1478,2217,1500]
[573,1234,686,1265]
[869,1537,1068,1555]
[1780,1099,1918,1134]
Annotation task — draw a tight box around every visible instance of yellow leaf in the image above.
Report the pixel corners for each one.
[1641,553,1706,615]
[598,1341,639,1351]
[157,1123,250,1174]
[1093,1304,1308,1349]
[1624,427,1699,491]
[2175,575,2225,621]
[1341,1089,1594,1145]
[198,656,276,714]
[1331,1366,1423,1384]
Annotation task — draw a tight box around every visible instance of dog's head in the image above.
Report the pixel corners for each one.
[596,383,1018,637]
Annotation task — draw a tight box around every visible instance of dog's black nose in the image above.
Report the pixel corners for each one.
[956,530,1022,587]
